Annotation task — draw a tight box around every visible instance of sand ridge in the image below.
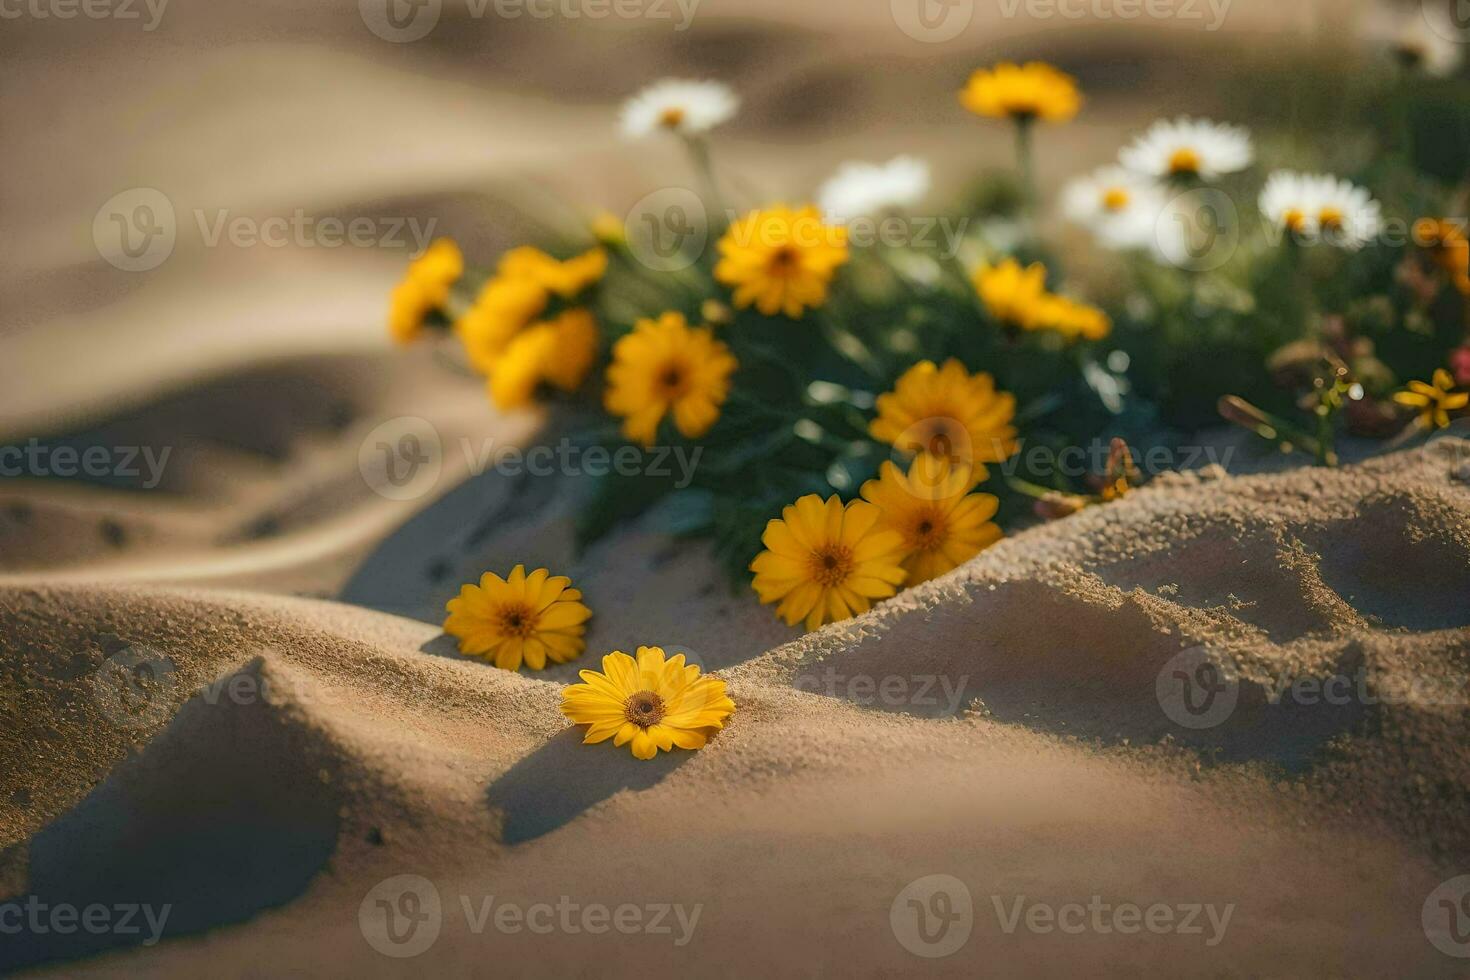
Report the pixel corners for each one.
[1,441,1468,974]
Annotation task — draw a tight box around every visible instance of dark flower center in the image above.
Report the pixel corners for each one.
[497,602,538,638]
[623,690,667,727]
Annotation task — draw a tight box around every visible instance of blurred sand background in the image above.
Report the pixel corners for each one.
[5,0,1470,975]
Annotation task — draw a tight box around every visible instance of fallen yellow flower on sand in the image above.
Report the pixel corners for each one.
[561,647,735,760]
[444,565,592,671]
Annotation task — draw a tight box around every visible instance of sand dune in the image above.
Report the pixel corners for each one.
[2,441,1467,974]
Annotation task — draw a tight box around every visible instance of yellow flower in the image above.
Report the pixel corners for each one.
[714,205,849,318]
[960,62,1081,123]
[870,359,1019,466]
[387,238,464,344]
[860,453,1002,586]
[973,258,1048,328]
[604,312,738,447]
[592,211,628,246]
[486,307,600,409]
[444,564,592,671]
[1029,293,1112,341]
[560,646,735,760]
[543,308,600,392]
[499,246,608,298]
[456,277,550,374]
[1394,369,1469,430]
[488,323,557,411]
[750,495,907,631]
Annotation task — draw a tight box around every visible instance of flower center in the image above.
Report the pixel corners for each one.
[623,690,666,727]
[659,106,686,129]
[497,602,538,638]
[768,245,801,275]
[1283,208,1306,233]
[1102,187,1130,212]
[1319,207,1344,232]
[656,360,691,398]
[809,544,855,587]
[910,508,948,551]
[1168,147,1202,175]
[915,416,968,460]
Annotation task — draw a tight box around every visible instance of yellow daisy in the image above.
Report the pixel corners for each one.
[604,312,738,447]
[750,494,907,631]
[543,308,600,392]
[1394,369,1469,430]
[456,276,550,374]
[1029,293,1112,341]
[860,453,1002,586]
[561,647,735,760]
[714,205,850,319]
[444,564,592,671]
[973,258,1048,329]
[387,238,464,344]
[498,246,608,299]
[870,359,1019,466]
[489,324,558,411]
[959,62,1081,123]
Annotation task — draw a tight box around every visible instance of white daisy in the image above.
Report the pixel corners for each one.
[1259,171,1383,250]
[1060,165,1166,250]
[817,156,931,223]
[619,79,739,139]
[1119,117,1254,182]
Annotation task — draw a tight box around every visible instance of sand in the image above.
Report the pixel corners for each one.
[2,439,1468,975]
[5,0,1464,973]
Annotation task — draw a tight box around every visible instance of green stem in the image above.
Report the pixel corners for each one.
[683,135,727,234]
[1014,118,1038,242]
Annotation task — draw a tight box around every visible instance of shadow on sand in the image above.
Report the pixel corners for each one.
[486,729,689,845]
